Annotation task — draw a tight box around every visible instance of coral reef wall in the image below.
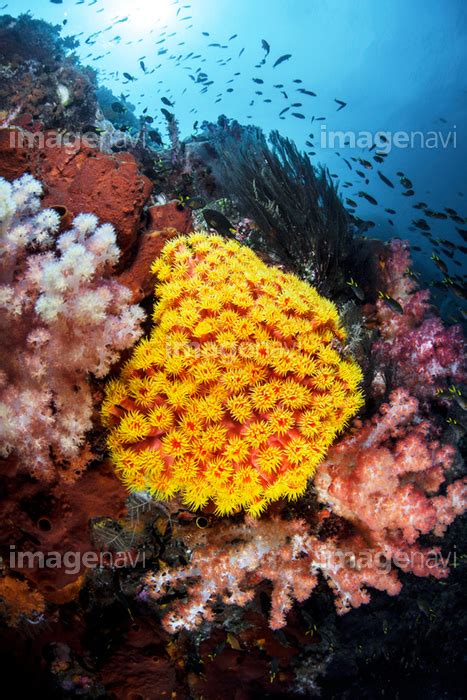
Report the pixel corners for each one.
[0,14,465,698]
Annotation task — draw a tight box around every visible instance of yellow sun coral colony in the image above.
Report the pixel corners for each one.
[102,233,364,516]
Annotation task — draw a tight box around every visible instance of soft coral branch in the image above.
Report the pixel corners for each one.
[0,174,144,480]
[140,514,404,632]
[315,388,466,571]
[372,240,465,400]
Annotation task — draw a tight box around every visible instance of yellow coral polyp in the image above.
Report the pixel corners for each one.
[268,406,295,435]
[256,445,283,474]
[162,429,191,458]
[103,233,364,516]
[243,420,272,448]
[116,411,151,443]
[227,393,253,422]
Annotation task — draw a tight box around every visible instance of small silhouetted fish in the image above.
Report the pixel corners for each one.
[445,385,467,409]
[413,218,430,231]
[358,192,377,205]
[334,99,347,111]
[111,102,126,113]
[347,278,365,300]
[203,209,236,237]
[431,254,448,275]
[379,292,404,314]
[378,171,394,188]
[253,78,264,84]
[140,60,146,72]
[450,282,467,300]
[123,72,136,81]
[440,239,455,249]
[273,54,292,68]
[279,107,290,116]
[343,158,352,170]
[373,155,384,163]
[297,88,316,96]
[402,189,415,197]
[424,209,447,219]
[431,280,445,291]
[413,201,427,210]
[456,228,467,242]
[261,39,270,55]
[412,246,422,252]
[385,208,396,214]
[359,158,372,170]
[292,112,305,119]
[161,96,174,106]
[400,176,413,189]
[346,198,357,207]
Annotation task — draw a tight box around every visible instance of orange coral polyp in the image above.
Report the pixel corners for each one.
[103,233,364,516]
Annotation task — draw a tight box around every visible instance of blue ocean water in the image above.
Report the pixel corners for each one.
[5,0,467,311]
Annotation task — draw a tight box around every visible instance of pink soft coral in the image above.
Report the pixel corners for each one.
[372,240,465,399]
[0,174,144,480]
[141,516,402,632]
[141,389,466,633]
[315,388,466,574]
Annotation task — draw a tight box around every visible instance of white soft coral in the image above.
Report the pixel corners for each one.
[0,175,145,480]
